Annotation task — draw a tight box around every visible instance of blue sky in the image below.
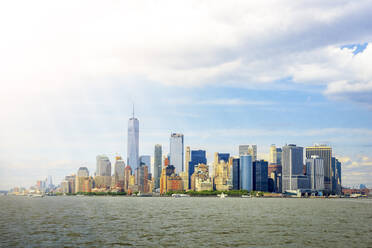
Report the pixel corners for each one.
[0,0,372,189]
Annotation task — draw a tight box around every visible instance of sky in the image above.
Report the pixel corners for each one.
[1,0,372,190]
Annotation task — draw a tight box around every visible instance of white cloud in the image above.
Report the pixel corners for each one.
[1,0,372,188]
[340,155,372,187]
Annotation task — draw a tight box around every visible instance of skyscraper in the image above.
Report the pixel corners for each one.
[239,145,257,161]
[332,157,342,194]
[306,145,332,193]
[188,149,207,189]
[96,155,111,176]
[77,167,89,177]
[306,155,324,190]
[282,144,308,192]
[114,156,125,187]
[139,155,151,173]
[154,144,162,189]
[127,110,139,172]
[253,160,268,192]
[240,155,253,191]
[269,144,282,165]
[269,145,277,164]
[232,158,240,190]
[169,133,184,173]
[95,155,112,188]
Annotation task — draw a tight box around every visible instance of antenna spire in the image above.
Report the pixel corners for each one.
[132,103,135,118]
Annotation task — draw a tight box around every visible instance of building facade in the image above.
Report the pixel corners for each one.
[239,145,257,161]
[95,155,111,188]
[154,144,162,189]
[282,144,305,192]
[240,155,253,191]
[114,157,125,188]
[188,150,207,189]
[306,155,324,191]
[253,160,268,192]
[170,133,184,173]
[306,145,332,193]
[127,114,139,171]
[232,158,240,190]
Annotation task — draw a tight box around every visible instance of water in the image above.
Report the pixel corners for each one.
[1,196,372,247]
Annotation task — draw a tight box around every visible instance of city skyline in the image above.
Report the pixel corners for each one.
[1,1,372,189]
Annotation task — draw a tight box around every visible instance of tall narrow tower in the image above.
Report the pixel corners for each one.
[127,106,139,173]
[170,133,184,173]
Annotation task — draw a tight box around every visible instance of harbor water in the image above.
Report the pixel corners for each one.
[1,196,372,247]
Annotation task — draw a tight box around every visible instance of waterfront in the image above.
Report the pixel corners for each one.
[1,196,372,247]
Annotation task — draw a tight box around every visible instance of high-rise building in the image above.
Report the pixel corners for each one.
[182,146,191,190]
[124,165,132,192]
[64,175,76,194]
[136,164,150,193]
[154,144,162,189]
[188,150,207,188]
[127,110,139,172]
[76,167,90,193]
[240,155,253,191]
[114,157,125,188]
[270,145,282,165]
[270,145,277,164]
[332,157,342,194]
[306,145,332,192]
[213,158,232,191]
[96,155,111,176]
[253,160,268,192]
[170,133,184,173]
[95,155,111,188]
[306,155,324,190]
[190,163,212,191]
[139,155,151,172]
[77,167,89,177]
[276,148,282,165]
[213,152,229,178]
[282,144,306,192]
[232,158,240,190]
[239,145,257,161]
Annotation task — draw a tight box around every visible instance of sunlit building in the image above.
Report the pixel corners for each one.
[127,112,139,171]
[188,149,207,189]
[170,133,184,173]
[213,152,232,191]
[191,163,212,191]
[239,145,257,161]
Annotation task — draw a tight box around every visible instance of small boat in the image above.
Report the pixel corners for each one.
[31,194,44,198]
[172,194,190,198]
[217,192,227,198]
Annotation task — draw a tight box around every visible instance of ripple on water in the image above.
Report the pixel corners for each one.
[1,197,372,247]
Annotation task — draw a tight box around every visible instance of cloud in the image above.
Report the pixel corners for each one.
[1,1,372,188]
[340,155,372,187]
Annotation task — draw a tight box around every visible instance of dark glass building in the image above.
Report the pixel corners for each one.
[217,153,230,163]
[188,150,207,187]
[232,158,240,190]
[253,160,268,192]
